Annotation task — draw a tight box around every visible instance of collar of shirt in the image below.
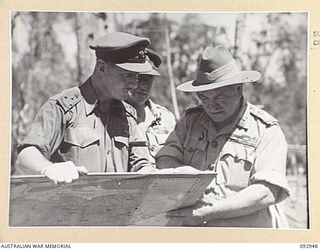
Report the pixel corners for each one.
[199,99,248,140]
[144,99,161,128]
[237,102,252,130]
[145,99,158,113]
[145,99,152,109]
[80,78,99,116]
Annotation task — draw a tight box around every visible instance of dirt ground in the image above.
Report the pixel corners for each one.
[284,174,308,229]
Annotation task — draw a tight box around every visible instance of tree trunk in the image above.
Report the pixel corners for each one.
[74,13,83,83]
[164,15,180,120]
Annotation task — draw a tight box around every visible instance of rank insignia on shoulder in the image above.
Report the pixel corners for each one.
[249,104,278,126]
[51,87,82,113]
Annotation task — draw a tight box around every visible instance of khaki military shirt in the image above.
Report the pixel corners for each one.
[18,80,150,173]
[156,101,291,228]
[133,100,176,166]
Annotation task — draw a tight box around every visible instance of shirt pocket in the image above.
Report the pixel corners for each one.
[146,133,167,157]
[183,137,208,169]
[145,128,171,157]
[217,140,255,190]
[61,127,100,166]
[149,126,172,145]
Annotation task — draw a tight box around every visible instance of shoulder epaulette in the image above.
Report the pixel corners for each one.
[122,101,137,120]
[249,104,278,126]
[50,87,82,113]
[151,102,174,114]
[154,103,170,112]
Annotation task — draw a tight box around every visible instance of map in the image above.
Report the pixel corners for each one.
[9,172,216,226]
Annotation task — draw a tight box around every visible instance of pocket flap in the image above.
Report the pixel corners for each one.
[64,127,99,148]
[220,139,255,163]
[155,133,169,145]
[114,136,129,147]
[183,138,208,152]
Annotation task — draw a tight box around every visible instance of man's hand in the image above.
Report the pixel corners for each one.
[137,165,203,174]
[16,147,88,184]
[165,165,203,174]
[166,199,213,226]
[136,166,159,174]
[138,165,203,174]
[41,161,88,185]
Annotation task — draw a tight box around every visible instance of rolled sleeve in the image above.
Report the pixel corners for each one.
[155,116,187,162]
[129,131,153,172]
[18,100,67,159]
[128,116,152,172]
[250,124,290,203]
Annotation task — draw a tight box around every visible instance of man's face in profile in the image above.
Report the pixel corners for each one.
[197,85,243,123]
[128,75,155,106]
[97,61,139,101]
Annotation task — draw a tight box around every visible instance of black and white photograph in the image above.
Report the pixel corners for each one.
[9,11,308,229]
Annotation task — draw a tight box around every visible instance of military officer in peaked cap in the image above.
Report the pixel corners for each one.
[16,32,154,184]
[126,48,176,167]
[156,45,291,228]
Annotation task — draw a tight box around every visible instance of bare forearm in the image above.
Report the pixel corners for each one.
[15,146,53,174]
[129,147,153,172]
[156,156,186,169]
[200,183,279,221]
[16,146,87,184]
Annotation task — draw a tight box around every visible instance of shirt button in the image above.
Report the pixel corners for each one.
[208,164,215,170]
[211,140,218,148]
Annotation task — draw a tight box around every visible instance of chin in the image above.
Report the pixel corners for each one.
[132,96,147,104]
[212,117,226,123]
[208,113,228,123]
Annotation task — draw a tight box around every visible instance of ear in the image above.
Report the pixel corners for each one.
[236,84,243,96]
[99,60,105,72]
[95,59,106,73]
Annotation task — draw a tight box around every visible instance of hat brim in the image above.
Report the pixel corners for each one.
[140,68,161,76]
[116,61,152,73]
[177,71,261,92]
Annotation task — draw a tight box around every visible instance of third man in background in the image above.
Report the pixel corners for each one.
[126,48,176,167]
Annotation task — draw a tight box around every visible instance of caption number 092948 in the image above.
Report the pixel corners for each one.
[300,244,319,248]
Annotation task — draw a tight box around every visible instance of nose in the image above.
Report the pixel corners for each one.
[127,75,139,89]
[139,82,149,91]
[205,99,222,110]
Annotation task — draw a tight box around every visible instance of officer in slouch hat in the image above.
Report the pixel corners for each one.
[156,45,291,228]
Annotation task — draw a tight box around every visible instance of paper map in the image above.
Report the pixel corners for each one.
[9,172,216,226]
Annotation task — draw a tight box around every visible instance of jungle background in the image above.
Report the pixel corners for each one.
[10,12,308,228]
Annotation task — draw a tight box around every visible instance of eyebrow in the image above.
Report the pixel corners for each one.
[139,75,154,80]
[198,89,236,98]
[118,70,137,77]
